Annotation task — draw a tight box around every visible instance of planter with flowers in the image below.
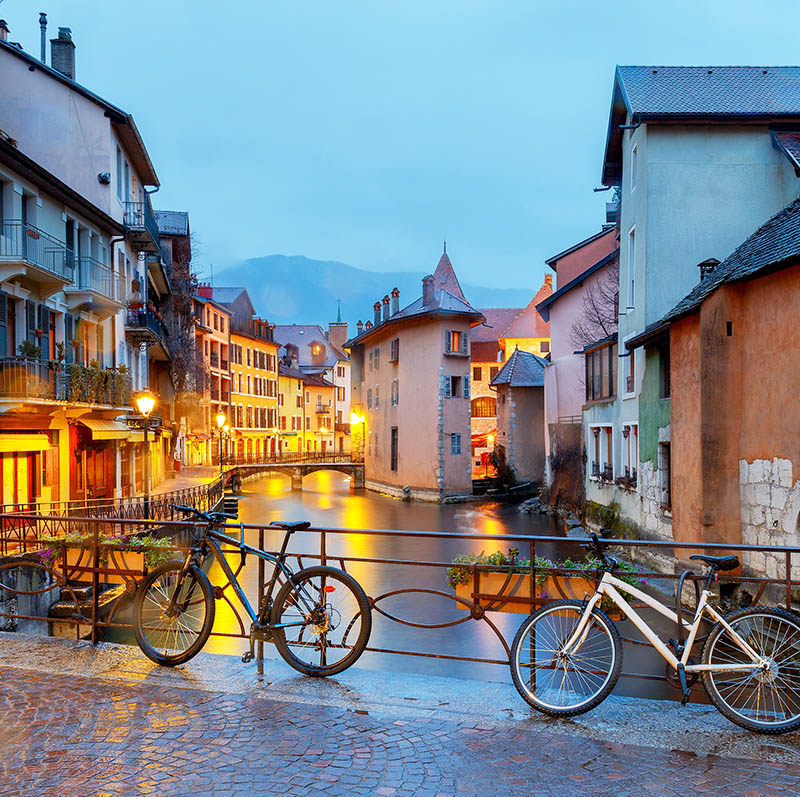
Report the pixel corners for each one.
[447,547,646,617]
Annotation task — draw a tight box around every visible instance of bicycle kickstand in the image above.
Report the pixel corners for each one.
[241,626,256,664]
[676,662,692,706]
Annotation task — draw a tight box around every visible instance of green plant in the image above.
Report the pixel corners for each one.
[38,531,175,571]
[18,339,42,358]
[67,363,84,402]
[490,444,516,490]
[54,341,65,363]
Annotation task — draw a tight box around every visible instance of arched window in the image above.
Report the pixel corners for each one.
[471,396,496,418]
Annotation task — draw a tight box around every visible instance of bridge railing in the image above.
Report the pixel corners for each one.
[214,452,355,467]
[0,514,797,700]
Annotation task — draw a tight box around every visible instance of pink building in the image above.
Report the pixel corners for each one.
[347,251,484,501]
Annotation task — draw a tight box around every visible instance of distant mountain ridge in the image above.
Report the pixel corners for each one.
[215,255,536,326]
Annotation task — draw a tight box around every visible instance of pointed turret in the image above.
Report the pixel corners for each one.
[432,242,466,301]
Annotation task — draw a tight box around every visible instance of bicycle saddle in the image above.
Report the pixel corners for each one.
[689,554,739,571]
[269,521,311,532]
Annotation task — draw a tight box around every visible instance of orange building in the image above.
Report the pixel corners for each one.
[302,373,336,453]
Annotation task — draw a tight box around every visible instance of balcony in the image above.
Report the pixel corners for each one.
[124,309,169,360]
[64,256,126,318]
[334,422,351,434]
[123,199,160,254]
[0,220,75,296]
[210,352,219,368]
[0,357,131,407]
[210,385,220,401]
[315,403,330,415]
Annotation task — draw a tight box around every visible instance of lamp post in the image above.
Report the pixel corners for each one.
[216,412,226,474]
[136,391,156,517]
[486,433,494,476]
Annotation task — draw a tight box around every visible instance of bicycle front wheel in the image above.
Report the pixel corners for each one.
[271,565,371,677]
[134,560,215,666]
[510,599,622,716]
[701,606,800,734]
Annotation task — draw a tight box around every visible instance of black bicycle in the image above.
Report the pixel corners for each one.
[132,505,371,677]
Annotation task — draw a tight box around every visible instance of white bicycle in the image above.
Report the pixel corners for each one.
[510,533,800,734]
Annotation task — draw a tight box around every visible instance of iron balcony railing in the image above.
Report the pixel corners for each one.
[125,309,168,346]
[315,403,330,414]
[123,199,159,252]
[74,256,126,303]
[0,220,75,282]
[0,357,131,406]
[210,352,219,367]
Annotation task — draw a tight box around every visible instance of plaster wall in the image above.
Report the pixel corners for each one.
[496,385,545,483]
[551,229,617,286]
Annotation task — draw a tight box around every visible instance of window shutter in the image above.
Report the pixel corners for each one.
[0,291,6,357]
[26,300,36,343]
[446,331,452,352]
[461,331,468,354]
[445,377,452,398]
[464,375,470,398]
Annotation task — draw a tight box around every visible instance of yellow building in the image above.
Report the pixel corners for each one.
[229,318,279,459]
[278,363,306,454]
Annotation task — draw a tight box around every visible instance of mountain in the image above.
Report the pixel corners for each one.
[214,255,536,326]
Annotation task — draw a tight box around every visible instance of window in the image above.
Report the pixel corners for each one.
[540,340,550,354]
[450,433,462,455]
[247,349,252,367]
[445,330,468,354]
[124,160,130,201]
[489,366,499,381]
[367,388,372,410]
[116,147,123,201]
[213,313,218,330]
[337,386,345,401]
[659,443,672,512]
[473,366,482,382]
[306,416,311,430]
[390,427,398,471]
[589,425,614,480]
[374,385,380,409]
[305,390,310,404]
[660,343,671,398]
[390,337,399,362]
[631,143,637,191]
[391,378,398,405]
[368,350,373,370]
[627,227,635,307]
[471,396,496,418]
[622,424,638,483]
[585,342,617,402]
[464,375,470,399]
[372,346,381,369]
[444,375,462,398]
[624,351,635,395]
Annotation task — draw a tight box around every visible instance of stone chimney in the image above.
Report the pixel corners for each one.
[197,282,212,299]
[422,275,435,306]
[544,274,553,289]
[0,20,9,42]
[51,27,76,80]
[391,287,399,316]
[365,320,373,330]
[356,320,363,335]
[329,320,348,351]
[382,295,390,323]
[373,301,381,326]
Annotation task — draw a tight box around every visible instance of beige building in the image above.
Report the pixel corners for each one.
[347,250,483,501]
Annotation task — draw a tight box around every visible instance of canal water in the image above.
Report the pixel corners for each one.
[203,472,678,699]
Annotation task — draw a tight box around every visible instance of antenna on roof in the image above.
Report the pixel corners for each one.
[443,239,446,254]
[210,263,214,289]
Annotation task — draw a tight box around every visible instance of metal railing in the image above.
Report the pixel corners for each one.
[73,256,126,303]
[123,200,159,249]
[216,451,354,466]
[0,220,75,281]
[125,309,168,345]
[0,517,798,694]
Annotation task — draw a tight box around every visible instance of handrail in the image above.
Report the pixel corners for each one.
[0,219,75,281]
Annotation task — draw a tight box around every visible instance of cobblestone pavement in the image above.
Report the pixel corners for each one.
[1,666,799,796]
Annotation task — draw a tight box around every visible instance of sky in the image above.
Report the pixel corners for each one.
[5,0,800,291]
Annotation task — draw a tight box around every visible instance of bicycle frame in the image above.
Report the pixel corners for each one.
[564,571,766,675]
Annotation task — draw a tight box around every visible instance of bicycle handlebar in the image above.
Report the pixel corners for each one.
[170,504,237,523]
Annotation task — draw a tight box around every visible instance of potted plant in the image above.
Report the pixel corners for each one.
[447,547,646,616]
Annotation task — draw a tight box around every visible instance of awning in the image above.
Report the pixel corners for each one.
[79,419,132,441]
[0,434,49,453]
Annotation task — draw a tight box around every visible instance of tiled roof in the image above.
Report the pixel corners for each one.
[537,250,619,321]
[618,66,800,116]
[490,348,547,388]
[663,195,800,323]
[432,251,466,300]
[302,372,334,388]
[273,325,348,364]
[278,364,307,380]
[471,308,524,343]
[503,283,552,339]
[155,210,188,236]
[773,131,800,171]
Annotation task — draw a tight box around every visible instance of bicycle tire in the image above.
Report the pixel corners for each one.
[133,560,215,666]
[271,565,371,677]
[510,599,622,717]
[701,605,800,734]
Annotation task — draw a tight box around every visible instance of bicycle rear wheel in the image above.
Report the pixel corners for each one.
[134,560,215,666]
[510,599,622,716]
[271,566,371,677]
[701,606,800,734]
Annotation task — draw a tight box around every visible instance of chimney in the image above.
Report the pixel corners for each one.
[544,274,553,289]
[197,282,212,299]
[698,258,720,281]
[51,27,75,80]
[356,320,363,334]
[365,320,373,330]
[39,13,47,63]
[391,287,399,316]
[422,274,435,306]
[0,21,9,42]
[382,295,390,323]
[373,301,381,326]
[329,320,348,351]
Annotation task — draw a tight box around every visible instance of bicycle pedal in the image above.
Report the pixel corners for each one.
[241,651,255,663]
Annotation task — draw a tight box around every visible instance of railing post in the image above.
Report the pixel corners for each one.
[786,551,792,609]
[91,518,100,645]
[320,529,326,568]
[257,528,264,677]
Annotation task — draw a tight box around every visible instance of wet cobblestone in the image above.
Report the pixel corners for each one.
[1,665,799,795]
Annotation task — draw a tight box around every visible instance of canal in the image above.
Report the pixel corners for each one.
[203,472,679,700]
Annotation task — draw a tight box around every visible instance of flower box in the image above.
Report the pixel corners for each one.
[59,545,146,585]
[454,571,601,614]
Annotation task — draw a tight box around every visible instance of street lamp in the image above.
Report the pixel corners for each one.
[486,434,495,477]
[136,391,156,517]
[216,412,226,473]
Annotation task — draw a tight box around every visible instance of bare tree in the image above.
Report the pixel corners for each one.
[570,257,619,350]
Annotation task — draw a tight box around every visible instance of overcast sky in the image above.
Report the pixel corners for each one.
[6,0,800,290]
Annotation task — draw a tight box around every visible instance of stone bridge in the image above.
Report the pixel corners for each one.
[219,454,364,491]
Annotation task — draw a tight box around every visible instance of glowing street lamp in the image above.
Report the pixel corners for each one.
[486,433,495,476]
[136,391,156,517]
[216,412,226,473]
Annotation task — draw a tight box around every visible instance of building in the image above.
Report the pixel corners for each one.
[301,373,336,454]
[346,250,484,501]
[278,361,306,454]
[273,317,351,453]
[536,226,618,503]
[470,276,553,472]
[229,317,279,459]
[490,348,548,484]
[586,65,800,541]
[629,197,800,574]
[0,20,171,503]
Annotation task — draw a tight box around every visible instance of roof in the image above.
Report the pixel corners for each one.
[490,348,547,388]
[502,283,552,339]
[193,294,231,314]
[303,373,334,388]
[278,364,307,380]
[537,249,619,321]
[471,308,524,343]
[432,249,466,300]
[0,39,158,186]
[602,65,800,185]
[660,194,800,326]
[273,325,349,364]
[211,287,256,319]
[155,210,189,237]
[545,228,614,268]
[773,131,800,172]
